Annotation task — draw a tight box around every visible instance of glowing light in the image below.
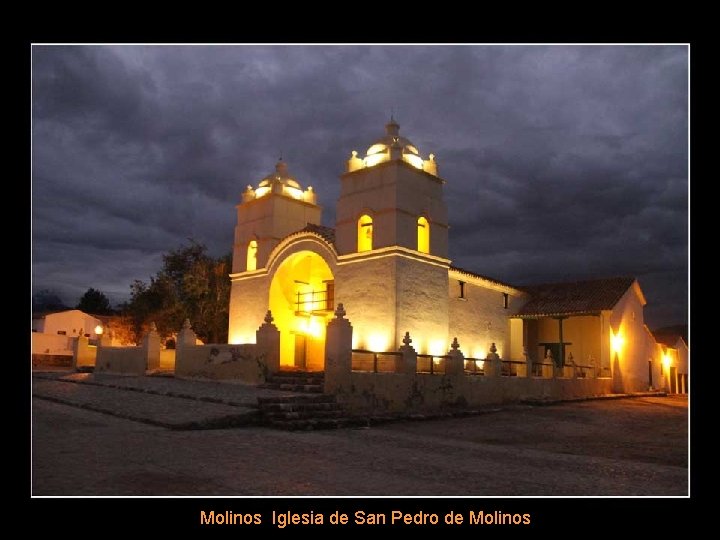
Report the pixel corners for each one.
[283,186,303,200]
[611,331,624,354]
[662,353,671,369]
[297,316,323,338]
[255,186,270,198]
[471,347,487,360]
[402,153,424,169]
[427,339,446,356]
[229,334,254,345]
[357,214,373,252]
[367,143,387,155]
[94,325,103,336]
[364,153,387,168]
[367,333,389,352]
[417,216,430,254]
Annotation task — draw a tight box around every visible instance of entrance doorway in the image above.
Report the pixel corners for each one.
[269,250,334,370]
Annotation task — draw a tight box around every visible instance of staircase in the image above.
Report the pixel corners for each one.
[258,370,366,430]
[260,370,325,393]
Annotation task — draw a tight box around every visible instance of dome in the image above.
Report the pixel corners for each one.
[347,118,437,176]
[257,159,302,190]
[365,118,420,157]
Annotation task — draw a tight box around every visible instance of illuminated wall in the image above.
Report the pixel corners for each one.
[334,254,397,352]
[232,188,321,273]
[604,282,649,392]
[447,272,524,360]
[335,161,448,257]
[394,256,448,355]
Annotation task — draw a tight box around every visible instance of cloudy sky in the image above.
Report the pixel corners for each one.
[31,45,688,328]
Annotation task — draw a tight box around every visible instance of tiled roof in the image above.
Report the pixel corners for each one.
[515,276,636,318]
[449,265,518,291]
[297,223,336,246]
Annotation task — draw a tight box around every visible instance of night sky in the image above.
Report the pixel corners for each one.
[31,45,688,329]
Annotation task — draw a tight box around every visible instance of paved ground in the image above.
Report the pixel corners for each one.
[32,374,688,495]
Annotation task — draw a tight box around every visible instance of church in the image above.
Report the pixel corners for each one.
[227,119,687,395]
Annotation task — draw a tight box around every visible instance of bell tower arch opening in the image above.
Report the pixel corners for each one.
[268,250,334,370]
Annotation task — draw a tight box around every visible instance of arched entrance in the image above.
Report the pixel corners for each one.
[269,250,334,370]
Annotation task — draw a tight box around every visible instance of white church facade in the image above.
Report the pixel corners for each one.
[226,119,687,395]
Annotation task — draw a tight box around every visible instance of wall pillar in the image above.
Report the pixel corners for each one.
[445,337,464,375]
[256,310,280,377]
[524,346,533,378]
[485,342,501,377]
[396,331,417,374]
[324,303,353,394]
[72,335,94,370]
[175,319,197,374]
[142,322,161,371]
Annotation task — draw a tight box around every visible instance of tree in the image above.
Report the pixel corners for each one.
[76,288,114,315]
[32,289,69,312]
[121,240,231,344]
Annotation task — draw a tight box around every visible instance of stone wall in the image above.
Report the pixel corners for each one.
[95,346,147,375]
[333,372,613,413]
[324,305,615,414]
[175,343,270,381]
[32,332,73,355]
[176,313,280,383]
[94,324,160,375]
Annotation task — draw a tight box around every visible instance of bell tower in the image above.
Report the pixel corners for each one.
[335,118,448,257]
[232,159,322,273]
[332,119,450,355]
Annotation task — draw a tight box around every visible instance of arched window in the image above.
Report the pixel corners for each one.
[417,216,430,254]
[246,240,258,271]
[357,214,373,252]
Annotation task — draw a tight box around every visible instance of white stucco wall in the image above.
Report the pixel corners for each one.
[606,282,649,392]
[232,193,322,273]
[448,271,525,360]
[335,254,397,352]
[42,310,102,338]
[335,161,448,258]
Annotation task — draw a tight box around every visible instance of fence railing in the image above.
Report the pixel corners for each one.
[570,363,596,378]
[416,354,452,375]
[351,349,403,373]
[350,349,601,379]
[531,361,554,377]
[501,359,526,376]
[464,357,485,375]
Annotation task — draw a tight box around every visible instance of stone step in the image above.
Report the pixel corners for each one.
[257,394,336,405]
[268,417,371,431]
[275,370,325,377]
[260,383,323,393]
[259,401,340,412]
[266,376,325,385]
[262,409,345,421]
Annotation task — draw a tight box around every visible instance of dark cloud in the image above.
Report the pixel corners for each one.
[31,45,688,327]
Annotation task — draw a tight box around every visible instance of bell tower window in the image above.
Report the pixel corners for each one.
[246,240,258,271]
[357,214,373,252]
[417,216,430,254]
